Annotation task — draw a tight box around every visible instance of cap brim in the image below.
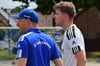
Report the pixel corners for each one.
[12,15,21,19]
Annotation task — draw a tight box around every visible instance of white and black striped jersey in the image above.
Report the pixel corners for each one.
[61,24,85,66]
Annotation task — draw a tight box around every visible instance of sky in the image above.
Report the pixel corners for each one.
[0,0,37,9]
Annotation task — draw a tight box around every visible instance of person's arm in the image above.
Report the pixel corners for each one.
[17,58,27,66]
[74,50,86,66]
[52,58,64,66]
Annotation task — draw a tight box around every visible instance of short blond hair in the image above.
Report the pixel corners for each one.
[53,1,76,19]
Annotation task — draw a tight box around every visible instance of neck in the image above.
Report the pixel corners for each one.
[26,23,38,31]
[63,20,73,31]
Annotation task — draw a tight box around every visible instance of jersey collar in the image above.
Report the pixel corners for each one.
[66,24,76,31]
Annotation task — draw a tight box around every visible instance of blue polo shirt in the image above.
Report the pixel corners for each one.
[16,28,61,66]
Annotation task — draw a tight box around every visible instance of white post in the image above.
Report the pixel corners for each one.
[7,9,12,54]
[7,9,11,26]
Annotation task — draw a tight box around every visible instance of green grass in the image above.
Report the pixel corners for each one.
[0,49,16,60]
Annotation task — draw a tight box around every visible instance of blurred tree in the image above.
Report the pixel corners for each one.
[13,0,29,8]
[0,23,5,40]
[12,0,100,26]
[11,7,21,13]
[12,0,100,14]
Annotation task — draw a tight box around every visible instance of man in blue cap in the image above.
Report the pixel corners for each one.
[12,8,63,66]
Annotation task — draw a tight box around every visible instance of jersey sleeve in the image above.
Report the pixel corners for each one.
[16,37,29,59]
[69,32,85,54]
[51,42,61,60]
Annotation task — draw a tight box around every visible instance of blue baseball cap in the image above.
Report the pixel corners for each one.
[12,8,39,23]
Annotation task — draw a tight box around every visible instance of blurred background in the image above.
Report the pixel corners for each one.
[0,0,100,66]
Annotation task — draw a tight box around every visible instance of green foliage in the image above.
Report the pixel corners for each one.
[35,0,54,14]
[12,0,100,14]
[11,7,21,13]
[0,30,5,40]
[0,50,16,60]
[0,23,5,40]
[13,0,29,8]
[0,23,3,26]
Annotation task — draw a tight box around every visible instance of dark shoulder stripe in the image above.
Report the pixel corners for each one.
[66,30,70,40]
[72,26,76,38]
[66,26,76,40]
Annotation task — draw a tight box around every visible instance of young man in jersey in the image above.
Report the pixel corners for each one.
[12,8,63,66]
[53,1,86,66]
